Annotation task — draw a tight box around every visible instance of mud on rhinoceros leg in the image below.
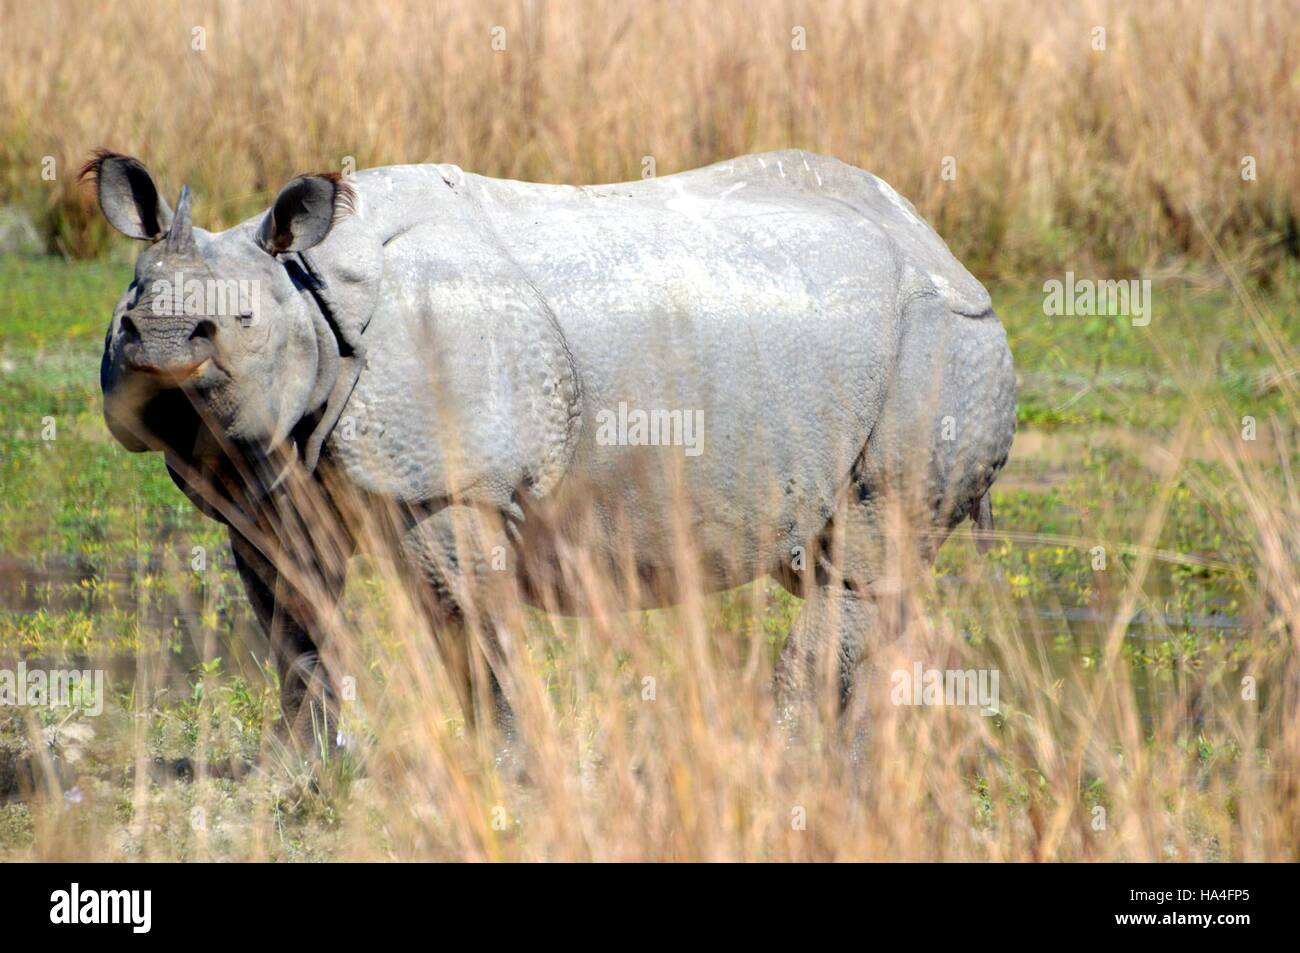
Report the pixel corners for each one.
[400,504,521,745]
[229,527,350,750]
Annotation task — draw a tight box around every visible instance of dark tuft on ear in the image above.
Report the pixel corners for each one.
[312,172,357,222]
[80,148,173,241]
[77,147,127,187]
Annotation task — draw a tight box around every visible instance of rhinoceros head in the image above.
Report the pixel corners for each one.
[85,151,352,472]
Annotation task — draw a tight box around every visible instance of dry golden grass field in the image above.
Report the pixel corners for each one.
[0,0,1296,863]
[3,0,1298,274]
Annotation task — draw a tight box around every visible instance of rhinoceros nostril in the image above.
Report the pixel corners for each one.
[120,315,141,341]
[190,319,217,341]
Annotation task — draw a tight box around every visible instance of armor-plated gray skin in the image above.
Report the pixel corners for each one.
[90,149,1015,731]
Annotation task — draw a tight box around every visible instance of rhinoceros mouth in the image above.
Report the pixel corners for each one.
[126,356,212,383]
[125,355,231,394]
[103,381,203,455]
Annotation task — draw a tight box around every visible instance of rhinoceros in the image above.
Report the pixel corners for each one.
[85,148,1015,734]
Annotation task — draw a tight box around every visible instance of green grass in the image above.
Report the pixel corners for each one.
[998,273,1300,429]
[0,255,1295,859]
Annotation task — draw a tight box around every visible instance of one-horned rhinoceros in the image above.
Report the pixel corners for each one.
[86,148,1015,734]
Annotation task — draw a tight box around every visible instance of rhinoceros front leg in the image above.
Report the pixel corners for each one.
[229,528,349,746]
[399,504,519,740]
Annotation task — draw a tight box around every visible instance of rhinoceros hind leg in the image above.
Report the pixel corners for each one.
[774,584,878,726]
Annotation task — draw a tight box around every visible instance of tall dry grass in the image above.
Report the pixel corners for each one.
[24,404,1299,861]
[1,0,1297,276]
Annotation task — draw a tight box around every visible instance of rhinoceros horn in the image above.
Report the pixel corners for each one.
[164,185,197,257]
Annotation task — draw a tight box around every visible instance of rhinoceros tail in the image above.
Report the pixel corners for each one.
[972,491,995,554]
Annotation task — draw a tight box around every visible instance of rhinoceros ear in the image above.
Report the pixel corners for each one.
[79,149,174,241]
[256,173,354,256]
